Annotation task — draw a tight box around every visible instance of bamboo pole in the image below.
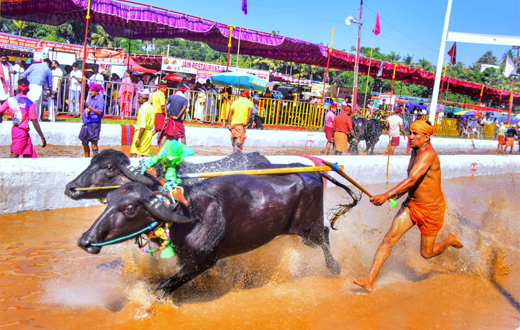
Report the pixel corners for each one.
[79,0,93,115]
[177,165,344,179]
[321,28,335,104]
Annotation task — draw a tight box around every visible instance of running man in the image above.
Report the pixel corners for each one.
[496,123,506,154]
[352,119,463,292]
[324,104,336,155]
[504,124,518,154]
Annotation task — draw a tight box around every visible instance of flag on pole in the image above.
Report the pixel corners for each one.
[242,0,247,15]
[372,11,381,35]
[447,42,456,65]
[377,61,385,77]
[504,56,516,78]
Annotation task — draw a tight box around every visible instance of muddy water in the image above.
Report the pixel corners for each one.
[1,174,519,329]
[0,144,501,158]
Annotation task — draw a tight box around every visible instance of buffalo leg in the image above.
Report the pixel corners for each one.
[155,257,218,298]
[321,227,341,275]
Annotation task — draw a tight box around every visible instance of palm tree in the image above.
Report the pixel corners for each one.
[402,54,414,66]
[416,58,433,72]
[387,51,401,63]
[13,20,27,36]
[91,25,113,47]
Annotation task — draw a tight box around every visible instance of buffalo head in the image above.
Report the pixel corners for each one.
[77,182,197,254]
[65,149,161,200]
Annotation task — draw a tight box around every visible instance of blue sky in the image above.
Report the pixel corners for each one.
[144,0,520,67]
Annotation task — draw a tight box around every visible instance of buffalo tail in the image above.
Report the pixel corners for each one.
[320,172,362,230]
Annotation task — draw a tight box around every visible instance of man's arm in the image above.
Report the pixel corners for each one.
[227,108,235,129]
[370,151,435,205]
[46,71,53,91]
[174,105,187,120]
[22,64,33,78]
[399,123,406,138]
[246,107,253,126]
[30,119,47,148]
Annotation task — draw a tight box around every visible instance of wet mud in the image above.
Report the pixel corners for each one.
[1,174,519,329]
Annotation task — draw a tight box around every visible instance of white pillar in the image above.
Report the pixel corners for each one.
[429,0,453,124]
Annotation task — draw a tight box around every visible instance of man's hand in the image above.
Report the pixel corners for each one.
[370,193,388,206]
[41,137,47,148]
[135,138,141,148]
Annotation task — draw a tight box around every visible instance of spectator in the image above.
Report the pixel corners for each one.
[11,59,25,93]
[504,124,518,154]
[0,78,47,157]
[248,92,264,130]
[228,89,253,153]
[50,60,63,120]
[193,82,206,121]
[0,52,15,123]
[379,99,388,111]
[324,104,336,155]
[367,99,378,111]
[151,83,167,144]
[108,73,121,115]
[23,58,53,121]
[163,83,189,145]
[148,74,157,94]
[130,90,154,157]
[263,88,273,98]
[67,62,83,117]
[88,66,105,97]
[79,83,105,157]
[333,104,357,155]
[496,123,506,154]
[133,74,144,116]
[118,70,134,119]
[386,109,406,155]
[220,86,231,126]
[437,109,444,124]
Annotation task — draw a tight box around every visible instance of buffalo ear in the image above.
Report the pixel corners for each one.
[144,193,198,224]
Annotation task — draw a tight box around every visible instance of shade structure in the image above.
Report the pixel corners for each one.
[124,56,156,73]
[163,73,183,82]
[453,110,484,118]
[2,0,519,104]
[211,72,267,92]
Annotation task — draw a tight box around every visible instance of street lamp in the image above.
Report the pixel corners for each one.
[346,1,364,110]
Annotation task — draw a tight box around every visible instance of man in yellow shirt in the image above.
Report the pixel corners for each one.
[227,89,253,153]
[151,84,167,144]
[131,90,155,157]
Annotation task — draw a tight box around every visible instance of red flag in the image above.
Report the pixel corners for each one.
[447,42,456,65]
[372,11,381,35]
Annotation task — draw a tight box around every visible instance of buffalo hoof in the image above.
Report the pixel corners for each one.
[327,259,342,275]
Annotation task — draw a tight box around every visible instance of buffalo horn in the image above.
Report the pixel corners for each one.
[144,194,198,224]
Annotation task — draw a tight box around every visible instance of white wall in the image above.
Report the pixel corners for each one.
[0,155,518,214]
[0,122,499,151]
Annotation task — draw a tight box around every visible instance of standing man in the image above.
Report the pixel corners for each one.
[0,78,47,157]
[67,62,83,117]
[151,83,167,144]
[130,90,155,157]
[22,58,53,121]
[11,59,25,93]
[51,60,63,121]
[496,123,507,154]
[324,104,336,155]
[248,92,264,130]
[379,99,388,111]
[352,120,463,292]
[0,52,15,123]
[504,124,518,154]
[228,89,253,153]
[332,104,357,155]
[386,109,406,155]
[88,67,105,97]
[79,84,105,157]
[163,84,189,145]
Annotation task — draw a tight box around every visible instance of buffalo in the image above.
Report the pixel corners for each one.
[65,149,270,200]
[348,118,386,155]
[77,163,360,297]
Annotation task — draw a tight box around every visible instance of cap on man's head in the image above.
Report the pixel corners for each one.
[138,90,150,98]
[395,109,402,115]
[14,59,21,64]
[177,84,188,92]
[241,89,250,97]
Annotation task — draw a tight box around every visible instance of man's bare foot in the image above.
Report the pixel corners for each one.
[449,232,464,248]
[351,277,374,292]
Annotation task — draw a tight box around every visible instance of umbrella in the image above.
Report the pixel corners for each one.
[211,72,267,92]
[454,110,483,118]
[163,73,184,82]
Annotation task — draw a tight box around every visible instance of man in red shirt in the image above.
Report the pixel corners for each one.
[332,105,357,155]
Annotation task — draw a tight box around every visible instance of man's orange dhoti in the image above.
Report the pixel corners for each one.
[230,124,247,144]
[498,135,505,145]
[505,137,515,147]
[406,197,446,237]
[334,131,349,152]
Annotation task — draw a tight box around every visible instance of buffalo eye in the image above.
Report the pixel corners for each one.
[104,165,115,171]
[125,206,135,214]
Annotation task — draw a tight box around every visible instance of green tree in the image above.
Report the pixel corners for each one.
[13,20,27,36]
[91,25,113,47]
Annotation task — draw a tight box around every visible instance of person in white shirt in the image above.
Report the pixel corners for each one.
[437,110,444,125]
[386,109,406,155]
[0,52,15,123]
[49,60,63,122]
[68,62,83,116]
[88,66,105,96]
[11,59,25,92]
[133,74,144,115]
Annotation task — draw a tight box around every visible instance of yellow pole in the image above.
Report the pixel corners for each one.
[321,28,335,104]
[177,165,344,179]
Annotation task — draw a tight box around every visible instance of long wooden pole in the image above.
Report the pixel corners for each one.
[177,165,344,179]
[79,0,93,115]
[352,0,363,110]
[389,63,397,110]
[438,60,448,106]
[321,28,335,103]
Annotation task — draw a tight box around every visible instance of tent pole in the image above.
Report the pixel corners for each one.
[79,0,93,116]
[321,28,335,104]
[507,46,519,125]
[389,63,396,110]
[226,26,234,72]
[479,84,484,106]
[363,39,374,108]
[438,61,448,106]
[236,11,243,68]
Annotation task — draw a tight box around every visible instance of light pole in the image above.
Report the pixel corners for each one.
[346,0,363,110]
[507,45,520,125]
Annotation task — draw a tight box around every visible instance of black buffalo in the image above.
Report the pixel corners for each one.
[65,149,270,200]
[348,118,386,155]
[77,164,360,297]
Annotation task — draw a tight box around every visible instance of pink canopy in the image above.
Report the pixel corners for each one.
[2,0,518,104]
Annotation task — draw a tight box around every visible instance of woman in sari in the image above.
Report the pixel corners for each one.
[118,70,134,119]
[220,87,231,126]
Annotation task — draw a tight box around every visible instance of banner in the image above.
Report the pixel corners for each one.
[197,68,222,82]
[311,83,330,96]
[162,56,270,82]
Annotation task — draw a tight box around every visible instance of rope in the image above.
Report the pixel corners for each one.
[74,185,122,191]
[386,139,391,192]
[91,222,158,246]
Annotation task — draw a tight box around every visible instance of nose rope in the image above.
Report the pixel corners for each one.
[90,222,158,246]
[74,186,122,191]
